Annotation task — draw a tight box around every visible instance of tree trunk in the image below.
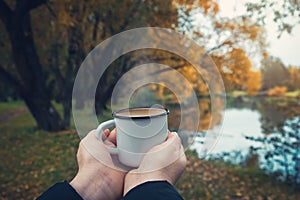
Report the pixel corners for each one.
[62,96,71,128]
[94,61,125,115]
[62,26,85,127]
[95,83,114,115]
[94,55,135,115]
[22,89,64,131]
[2,4,65,131]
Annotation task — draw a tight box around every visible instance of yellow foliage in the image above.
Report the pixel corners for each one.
[247,70,262,95]
[224,22,235,30]
[288,67,300,90]
[263,51,269,58]
[198,0,219,14]
[177,65,209,95]
[157,83,165,100]
[268,86,287,97]
[244,25,260,40]
[237,18,263,41]
[212,48,252,92]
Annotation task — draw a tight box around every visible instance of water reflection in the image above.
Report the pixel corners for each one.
[191,109,264,159]
[253,116,300,184]
[191,97,300,184]
[167,98,223,132]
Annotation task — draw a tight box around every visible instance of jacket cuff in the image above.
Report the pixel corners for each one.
[123,180,183,200]
[36,181,83,200]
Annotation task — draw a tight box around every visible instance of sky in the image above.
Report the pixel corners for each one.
[218,0,300,67]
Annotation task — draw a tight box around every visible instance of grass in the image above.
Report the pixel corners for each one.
[228,90,300,98]
[0,102,79,199]
[285,90,300,98]
[0,102,299,199]
[0,101,25,114]
[228,90,247,98]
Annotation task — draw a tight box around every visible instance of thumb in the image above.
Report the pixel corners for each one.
[137,132,184,172]
[148,131,181,153]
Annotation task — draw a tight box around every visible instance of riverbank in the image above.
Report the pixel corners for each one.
[177,151,300,199]
[0,102,299,199]
[228,90,300,98]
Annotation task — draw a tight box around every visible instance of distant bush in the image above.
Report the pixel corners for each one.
[267,86,287,97]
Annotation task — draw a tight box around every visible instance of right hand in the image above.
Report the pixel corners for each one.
[123,131,187,195]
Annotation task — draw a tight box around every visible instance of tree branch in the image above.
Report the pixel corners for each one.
[0,0,12,27]
[119,0,142,31]
[148,63,187,76]
[207,41,227,54]
[45,1,57,18]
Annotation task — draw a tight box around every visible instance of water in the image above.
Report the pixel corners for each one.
[189,97,300,184]
[190,109,264,162]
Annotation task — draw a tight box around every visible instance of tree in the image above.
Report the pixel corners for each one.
[34,0,95,127]
[0,0,180,130]
[212,48,252,92]
[110,0,267,132]
[247,70,262,95]
[0,0,268,131]
[177,2,267,92]
[261,57,290,91]
[0,0,64,131]
[245,0,300,37]
[93,0,224,114]
[288,67,300,90]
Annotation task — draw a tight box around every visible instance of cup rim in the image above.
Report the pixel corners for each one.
[112,106,169,119]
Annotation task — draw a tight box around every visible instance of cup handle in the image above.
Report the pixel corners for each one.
[96,120,118,155]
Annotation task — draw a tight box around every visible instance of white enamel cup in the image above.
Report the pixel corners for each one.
[96,107,169,167]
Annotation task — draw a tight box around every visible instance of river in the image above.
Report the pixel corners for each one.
[190,108,264,162]
[187,97,300,184]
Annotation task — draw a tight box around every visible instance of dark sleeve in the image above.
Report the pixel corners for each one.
[123,181,184,200]
[36,181,83,200]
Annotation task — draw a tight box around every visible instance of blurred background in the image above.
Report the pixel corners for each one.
[0,0,299,199]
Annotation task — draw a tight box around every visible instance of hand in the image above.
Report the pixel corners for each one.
[70,129,126,200]
[123,131,187,195]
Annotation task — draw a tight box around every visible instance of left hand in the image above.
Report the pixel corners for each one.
[70,129,126,200]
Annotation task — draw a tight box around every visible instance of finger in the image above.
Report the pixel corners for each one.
[81,130,116,163]
[103,129,110,137]
[147,131,181,154]
[107,128,117,144]
[101,129,110,141]
[162,131,181,148]
[165,130,171,141]
[83,129,115,150]
[103,129,117,147]
[103,128,116,145]
[166,131,179,141]
[80,130,129,172]
[137,132,183,172]
[82,130,110,153]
